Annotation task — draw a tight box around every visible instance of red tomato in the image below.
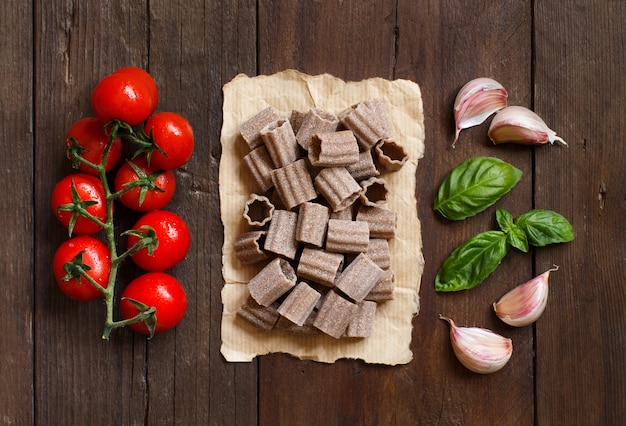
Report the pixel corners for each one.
[91,71,156,126]
[53,236,110,301]
[144,112,194,170]
[120,272,187,334]
[114,156,176,211]
[113,67,158,109]
[51,173,109,235]
[127,210,190,271]
[66,117,123,174]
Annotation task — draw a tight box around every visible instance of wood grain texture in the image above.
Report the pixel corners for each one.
[1,0,623,424]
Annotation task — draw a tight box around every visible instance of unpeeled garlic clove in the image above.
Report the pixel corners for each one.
[494,265,559,327]
[488,106,568,146]
[453,77,508,148]
[439,315,513,374]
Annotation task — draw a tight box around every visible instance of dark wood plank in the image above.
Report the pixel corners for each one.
[0,2,34,424]
[257,1,534,424]
[534,1,626,423]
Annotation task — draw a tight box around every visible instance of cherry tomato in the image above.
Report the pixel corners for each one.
[144,112,194,170]
[51,173,109,235]
[114,156,176,211]
[66,117,123,174]
[91,71,156,126]
[113,67,158,109]
[53,236,110,301]
[127,210,190,271]
[120,272,187,335]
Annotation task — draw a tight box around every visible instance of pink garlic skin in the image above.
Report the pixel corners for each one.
[453,77,508,148]
[493,266,559,327]
[488,106,568,146]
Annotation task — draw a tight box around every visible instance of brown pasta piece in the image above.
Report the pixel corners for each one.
[277,282,322,326]
[345,300,377,338]
[335,253,384,302]
[243,193,275,227]
[236,296,280,332]
[366,238,391,270]
[345,150,380,181]
[313,290,358,338]
[314,167,361,212]
[356,205,397,239]
[270,159,317,210]
[359,176,388,207]
[297,247,344,287]
[263,209,299,259]
[325,219,370,254]
[375,139,408,171]
[365,269,395,302]
[295,108,340,150]
[242,145,275,192]
[295,202,330,247]
[234,230,269,265]
[308,130,359,167]
[248,257,297,307]
[329,205,354,221]
[260,119,300,168]
[239,107,280,150]
[289,110,307,135]
[340,98,391,150]
[275,311,320,336]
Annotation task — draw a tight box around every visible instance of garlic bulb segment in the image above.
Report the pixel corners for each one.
[488,106,568,146]
[453,77,508,148]
[494,265,559,327]
[439,315,513,374]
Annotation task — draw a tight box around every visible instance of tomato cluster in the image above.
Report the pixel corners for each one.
[51,66,193,338]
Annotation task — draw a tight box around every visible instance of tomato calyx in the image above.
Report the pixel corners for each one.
[118,297,158,338]
[61,251,107,294]
[104,119,166,166]
[114,160,166,207]
[55,179,104,236]
[122,226,159,257]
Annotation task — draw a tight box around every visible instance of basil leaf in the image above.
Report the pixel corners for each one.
[434,157,523,221]
[435,230,509,292]
[515,209,574,247]
[496,208,529,252]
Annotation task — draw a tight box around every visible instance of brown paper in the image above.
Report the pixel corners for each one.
[219,70,425,365]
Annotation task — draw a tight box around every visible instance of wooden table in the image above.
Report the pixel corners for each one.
[2,1,624,424]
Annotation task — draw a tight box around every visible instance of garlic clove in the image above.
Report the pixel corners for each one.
[453,77,508,148]
[439,315,513,374]
[488,106,568,146]
[493,265,559,327]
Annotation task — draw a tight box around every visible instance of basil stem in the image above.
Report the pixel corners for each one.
[435,230,509,292]
[434,156,523,221]
[515,209,574,247]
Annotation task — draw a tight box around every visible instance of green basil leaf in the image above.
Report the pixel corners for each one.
[515,209,574,247]
[435,230,509,292]
[434,157,523,221]
[496,208,529,252]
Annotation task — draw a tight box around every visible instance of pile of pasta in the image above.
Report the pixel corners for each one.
[233,99,409,339]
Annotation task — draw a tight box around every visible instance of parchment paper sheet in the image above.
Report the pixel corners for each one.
[219,70,425,365]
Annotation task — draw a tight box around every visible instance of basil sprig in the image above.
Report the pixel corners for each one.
[435,208,574,292]
[434,157,523,221]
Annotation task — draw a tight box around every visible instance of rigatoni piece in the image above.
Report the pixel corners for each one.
[243,193,275,227]
[314,167,361,212]
[239,107,280,150]
[234,230,269,265]
[335,253,384,302]
[340,98,391,150]
[270,159,317,210]
[275,311,320,336]
[308,130,359,167]
[264,209,299,259]
[375,139,408,171]
[289,110,307,135]
[297,247,344,287]
[248,257,297,306]
[366,238,391,270]
[346,150,380,181]
[277,282,321,326]
[295,108,340,150]
[359,177,388,207]
[345,300,377,338]
[313,290,358,338]
[356,205,397,239]
[236,296,280,332]
[329,205,354,221]
[260,119,300,168]
[295,202,330,247]
[242,145,275,192]
[365,269,395,302]
[325,219,370,254]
